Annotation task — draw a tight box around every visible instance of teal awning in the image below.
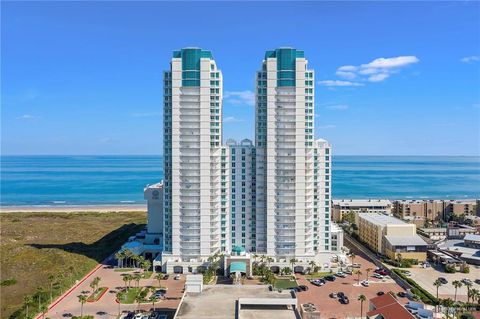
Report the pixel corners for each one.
[230,261,246,273]
[232,245,245,254]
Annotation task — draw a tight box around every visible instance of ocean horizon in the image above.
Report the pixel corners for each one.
[1,155,479,207]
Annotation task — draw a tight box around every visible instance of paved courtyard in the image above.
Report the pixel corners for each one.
[41,258,185,319]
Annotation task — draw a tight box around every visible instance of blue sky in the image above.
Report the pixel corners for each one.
[2,1,479,155]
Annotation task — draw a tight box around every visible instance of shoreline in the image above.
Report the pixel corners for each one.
[0,204,147,213]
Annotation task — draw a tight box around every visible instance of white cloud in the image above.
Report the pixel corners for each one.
[336,71,357,79]
[460,56,480,63]
[318,80,364,87]
[16,114,39,120]
[332,55,419,84]
[368,73,390,82]
[224,90,255,106]
[130,112,162,117]
[224,116,244,123]
[325,104,349,110]
[362,56,419,69]
[337,65,358,72]
[317,124,336,130]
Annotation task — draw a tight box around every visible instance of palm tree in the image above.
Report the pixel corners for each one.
[155,273,165,288]
[266,256,274,268]
[433,279,443,309]
[48,274,56,304]
[135,292,143,311]
[123,249,133,267]
[115,250,125,268]
[141,259,151,273]
[24,295,33,319]
[126,274,134,288]
[452,280,463,302]
[365,268,373,280]
[442,298,455,319]
[122,275,129,290]
[116,291,124,316]
[469,288,479,303]
[77,294,87,317]
[149,288,158,310]
[36,287,44,312]
[358,294,366,318]
[465,281,473,303]
[350,252,356,266]
[355,270,363,285]
[134,273,142,288]
[289,258,298,274]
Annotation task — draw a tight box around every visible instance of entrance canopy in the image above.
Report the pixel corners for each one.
[230,261,247,273]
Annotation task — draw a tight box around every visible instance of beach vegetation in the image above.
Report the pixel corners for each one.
[0,211,146,319]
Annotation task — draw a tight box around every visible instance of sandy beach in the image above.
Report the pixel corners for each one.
[0,204,147,213]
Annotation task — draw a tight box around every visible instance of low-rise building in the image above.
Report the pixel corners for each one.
[332,199,392,222]
[356,213,427,262]
[367,293,415,319]
[393,199,479,226]
[418,228,447,241]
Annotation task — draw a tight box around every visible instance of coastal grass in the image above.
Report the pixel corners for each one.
[0,211,146,319]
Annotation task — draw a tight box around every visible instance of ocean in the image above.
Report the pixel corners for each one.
[1,156,479,206]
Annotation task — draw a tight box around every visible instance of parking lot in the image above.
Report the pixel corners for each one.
[296,245,409,319]
[407,265,480,301]
[43,263,185,319]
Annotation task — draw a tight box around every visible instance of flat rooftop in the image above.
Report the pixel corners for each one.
[359,213,406,226]
[175,285,296,319]
[385,235,427,246]
[333,199,392,207]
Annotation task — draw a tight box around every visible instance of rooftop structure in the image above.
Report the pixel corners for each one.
[175,285,297,319]
[332,199,392,222]
[367,293,415,319]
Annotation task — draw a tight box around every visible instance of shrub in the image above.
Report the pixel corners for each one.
[0,279,17,286]
[463,265,470,274]
[445,264,456,273]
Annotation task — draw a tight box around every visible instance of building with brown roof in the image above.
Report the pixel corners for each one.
[367,293,415,319]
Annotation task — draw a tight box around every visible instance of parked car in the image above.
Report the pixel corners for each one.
[339,296,349,304]
[310,279,324,286]
[134,314,144,319]
[438,277,448,284]
[329,292,338,298]
[325,275,336,281]
[174,274,181,280]
[163,274,169,280]
[397,291,407,298]
[298,285,309,291]
[361,280,369,287]
[373,273,384,279]
[336,272,347,278]
[352,263,361,268]
[375,269,389,276]
[475,279,480,285]
[402,271,412,276]
[337,292,345,298]
[377,291,385,296]
[462,278,473,285]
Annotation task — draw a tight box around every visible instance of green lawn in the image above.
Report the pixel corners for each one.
[274,278,298,289]
[114,268,136,272]
[119,287,148,304]
[305,272,332,279]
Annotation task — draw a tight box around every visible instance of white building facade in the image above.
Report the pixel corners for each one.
[255,48,332,266]
[127,47,341,274]
[160,48,230,272]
